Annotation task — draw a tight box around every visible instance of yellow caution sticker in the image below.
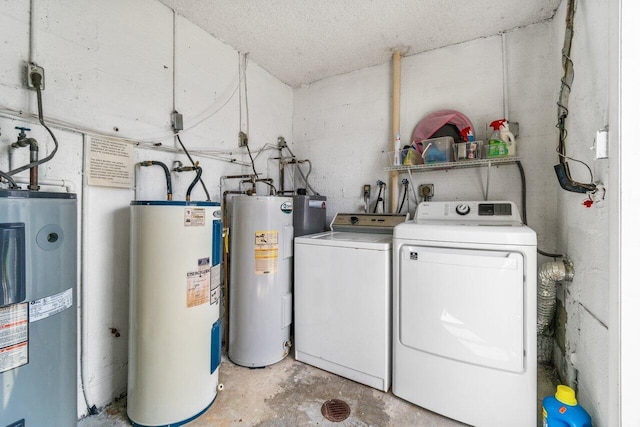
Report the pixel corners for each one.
[254,230,278,275]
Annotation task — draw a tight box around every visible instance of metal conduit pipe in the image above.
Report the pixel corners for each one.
[282,144,319,195]
[537,258,574,335]
[240,177,275,195]
[240,178,256,194]
[275,154,311,194]
[254,178,275,195]
[219,174,256,205]
[11,135,40,190]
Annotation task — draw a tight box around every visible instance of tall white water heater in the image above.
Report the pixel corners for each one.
[228,195,294,367]
[128,201,222,426]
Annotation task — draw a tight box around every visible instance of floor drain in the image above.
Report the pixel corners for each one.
[321,399,351,422]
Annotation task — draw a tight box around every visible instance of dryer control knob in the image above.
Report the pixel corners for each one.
[455,204,471,215]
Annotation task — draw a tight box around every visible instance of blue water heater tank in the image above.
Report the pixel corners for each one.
[0,189,78,427]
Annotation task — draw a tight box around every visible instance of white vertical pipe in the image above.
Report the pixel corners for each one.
[390,50,401,213]
[501,32,509,121]
[172,9,178,151]
[79,133,95,414]
[29,0,36,64]
[172,9,177,113]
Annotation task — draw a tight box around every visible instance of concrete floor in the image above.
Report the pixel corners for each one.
[79,355,559,427]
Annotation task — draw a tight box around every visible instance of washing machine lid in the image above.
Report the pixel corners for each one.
[295,231,392,250]
[394,201,536,246]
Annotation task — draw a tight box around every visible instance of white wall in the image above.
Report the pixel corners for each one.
[293,21,558,246]
[552,1,610,425]
[0,0,293,417]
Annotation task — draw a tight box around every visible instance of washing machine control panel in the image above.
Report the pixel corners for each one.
[478,203,512,216]
[415,201,521,224]
[331,213,409,233]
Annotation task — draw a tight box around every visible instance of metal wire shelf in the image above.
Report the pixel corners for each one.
[384,156,521,172]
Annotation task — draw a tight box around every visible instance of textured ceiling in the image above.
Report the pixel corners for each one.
[159,0,562,88]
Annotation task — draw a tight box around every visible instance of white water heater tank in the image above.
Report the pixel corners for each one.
[229,195,294,367]
[128,201,222,426]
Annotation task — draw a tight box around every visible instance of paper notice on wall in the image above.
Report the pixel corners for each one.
[254,230,278,275]
[87,136,133,188]
[187,269,210,308]
[0,303,29,373]
[29,288,73,323]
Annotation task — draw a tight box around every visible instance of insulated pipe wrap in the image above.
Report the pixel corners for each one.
[537,259,574,335]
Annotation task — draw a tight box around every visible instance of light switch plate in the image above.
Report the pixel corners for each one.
[594,127,608,159]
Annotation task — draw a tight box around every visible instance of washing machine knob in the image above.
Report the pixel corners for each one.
[350,216,359,225]
[455,204,471,215]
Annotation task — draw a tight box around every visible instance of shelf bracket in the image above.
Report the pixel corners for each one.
[484,161,492,201]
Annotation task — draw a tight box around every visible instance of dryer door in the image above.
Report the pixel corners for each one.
[398,245,525,373]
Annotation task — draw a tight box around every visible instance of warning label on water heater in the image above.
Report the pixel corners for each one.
[210,264,221,305]
[254,230,278,275]
[29,288,73,322]
[0,303,29,373]
[187,268,210,307]
[184,208,206,227]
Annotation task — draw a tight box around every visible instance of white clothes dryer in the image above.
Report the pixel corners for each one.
[295,213,408,391]
[393,201,537,427]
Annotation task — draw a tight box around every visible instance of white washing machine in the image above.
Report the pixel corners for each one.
[393,201,537,427]
[294,213,408,391]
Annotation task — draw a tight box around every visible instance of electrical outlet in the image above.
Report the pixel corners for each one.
[418,184,435,200]
[238,131,248,147]
[26,63,45,90]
